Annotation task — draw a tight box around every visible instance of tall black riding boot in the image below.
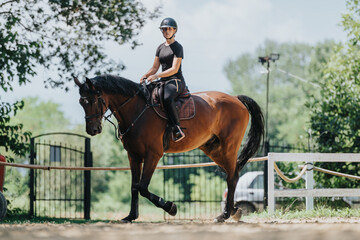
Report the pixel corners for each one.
[166,100,185,142]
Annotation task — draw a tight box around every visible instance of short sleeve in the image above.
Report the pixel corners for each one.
[155,44,162,57]
[172,42,184,59]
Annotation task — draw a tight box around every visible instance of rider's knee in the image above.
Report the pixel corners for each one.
[163,95,173,105]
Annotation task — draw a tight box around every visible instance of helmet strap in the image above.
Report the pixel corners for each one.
[166,34,175,40]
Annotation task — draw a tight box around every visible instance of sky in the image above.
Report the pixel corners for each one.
[4,0,348,125]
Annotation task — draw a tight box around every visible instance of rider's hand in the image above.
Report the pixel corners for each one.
[140,76,147,83]
[147,74,158,82]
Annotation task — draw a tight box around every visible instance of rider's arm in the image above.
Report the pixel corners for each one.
[140,57,160,82]
[154,57,182,79]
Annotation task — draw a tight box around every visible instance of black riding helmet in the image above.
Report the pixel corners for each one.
[159,17,178,30]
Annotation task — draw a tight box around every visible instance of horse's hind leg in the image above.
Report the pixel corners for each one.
[136,153,177,216]
[217,160,241,222]
[200,141,241,222]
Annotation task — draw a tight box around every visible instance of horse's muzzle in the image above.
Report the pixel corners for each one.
[87,123,102,136]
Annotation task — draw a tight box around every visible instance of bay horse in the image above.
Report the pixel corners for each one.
[74,74,264,222]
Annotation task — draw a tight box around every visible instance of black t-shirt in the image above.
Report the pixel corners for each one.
[156,41,184,81]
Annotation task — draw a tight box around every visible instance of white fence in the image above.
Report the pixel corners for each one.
[268,153,360,214]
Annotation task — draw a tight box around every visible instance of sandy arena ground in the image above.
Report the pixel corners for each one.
[0,218,360,240]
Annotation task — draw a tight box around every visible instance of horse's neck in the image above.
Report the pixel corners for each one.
[109,94,145,128]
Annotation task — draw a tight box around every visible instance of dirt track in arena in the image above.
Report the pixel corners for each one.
[0,218,360,240]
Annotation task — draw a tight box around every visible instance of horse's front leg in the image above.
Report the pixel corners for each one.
[121,154,142,223]
[136,153,177,216]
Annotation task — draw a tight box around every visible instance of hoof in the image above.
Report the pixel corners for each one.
[231,208,242,222]
[167,202,177,216]
[120,219,132,223]
[214,212,229,223]
[213,216,225,223]
[120,214,136,223]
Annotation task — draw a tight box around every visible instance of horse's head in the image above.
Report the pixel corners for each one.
[74,77,108,136]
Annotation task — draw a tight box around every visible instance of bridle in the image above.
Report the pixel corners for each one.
[81,89,150,140]
[82,93,106,122]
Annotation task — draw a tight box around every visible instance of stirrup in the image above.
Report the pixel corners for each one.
[172,126,185,142]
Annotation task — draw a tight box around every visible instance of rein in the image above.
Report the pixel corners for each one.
[82,90,143,139]
[103,89,146,140]
[82,86,158,140]
[103,89,140,122]
[116,103,151,140]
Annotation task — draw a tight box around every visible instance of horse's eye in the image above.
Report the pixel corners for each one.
[80,98,90,105]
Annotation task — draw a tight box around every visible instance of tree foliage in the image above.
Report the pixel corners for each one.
[308,0,360,188]
[11,97,70,135]
[225,40,336,146]
[0,0,159,89]
[0,0,159,158]
[309,0,360,153]
[0,100,30,160]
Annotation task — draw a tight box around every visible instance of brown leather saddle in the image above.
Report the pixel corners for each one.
[147,81,196,120]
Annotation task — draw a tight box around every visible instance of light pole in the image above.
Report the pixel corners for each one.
[258,53,280,208]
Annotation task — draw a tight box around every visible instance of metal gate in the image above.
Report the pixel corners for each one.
[162,149,227,220]
[162,149,267,220]
[29,133,92,219]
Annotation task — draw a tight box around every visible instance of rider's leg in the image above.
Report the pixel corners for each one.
[163,79,185,142]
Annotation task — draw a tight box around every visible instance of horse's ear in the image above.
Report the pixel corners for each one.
[73,76,82,87]
[85,77,96,90]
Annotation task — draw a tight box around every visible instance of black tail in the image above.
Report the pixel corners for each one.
[237,95,264,171]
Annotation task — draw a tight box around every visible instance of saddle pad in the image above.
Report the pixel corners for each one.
[151,89,196,120]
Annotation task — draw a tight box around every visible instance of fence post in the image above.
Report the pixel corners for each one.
[84,138,92,220]
[0,154,6,220]
[29,138,35,217]
[0,155,6,192]
[267,153,275,214]
[263,141,269,208]
[306,161,314,211]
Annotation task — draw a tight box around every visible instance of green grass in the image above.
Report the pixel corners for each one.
[1,214,99,224]
[243,206,360,220]
[2,207,360,224]
[1,206,166,224]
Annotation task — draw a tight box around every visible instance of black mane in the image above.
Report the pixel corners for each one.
[83,74,141,96]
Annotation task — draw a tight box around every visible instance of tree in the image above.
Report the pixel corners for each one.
[11,97,70,136]
[308,0,360,188]
[225,40,336,146]
[0,100,30,161]
[0,0,160,158]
